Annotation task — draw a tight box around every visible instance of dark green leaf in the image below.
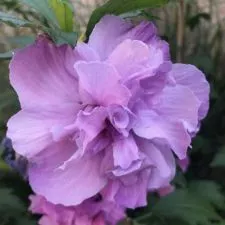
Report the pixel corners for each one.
[0,11,31,27]
[189,181,225,209]
[0,188,24,212]
[211,146,225,167]
[86,0,168,38]
[152,190,221,225]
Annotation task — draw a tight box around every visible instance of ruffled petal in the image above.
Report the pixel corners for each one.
[107,39,150,79]
[154,85,201,132]
[89,15,170,61]
[138,139,176,189]
[88,15,133,59]
[169,64,210,119]
[113,135,140,170]
[29,140,107,206]
[9,37,80,110]
[75,61,131,106]
[114,170,151,209]
[133,110,191,159]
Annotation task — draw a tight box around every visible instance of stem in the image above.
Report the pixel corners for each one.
[176,0,185,62]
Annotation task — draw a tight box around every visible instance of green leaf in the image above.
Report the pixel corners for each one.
[18,0,59,27]
[152,190,221,225]
[189,181,225,209]
[86,0,168,38]
[8,35,35,46]
[0,188,24,212]
[211,146,225,167]
[0,51,13,60]
[0,11,31,27]
[48,0,74,32]
[46,28,77,45]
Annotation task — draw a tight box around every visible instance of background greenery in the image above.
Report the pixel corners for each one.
[0,0,225,224]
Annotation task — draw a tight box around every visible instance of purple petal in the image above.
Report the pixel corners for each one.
[9,37,80,110]
[114,170,151,208]
[138,139,175,190]
[7,108,77,158]
[154,85,201,133]
[169,64,210,119]
[133,110,191,159]
[113,135,140,170]
[29,140,106,206]
[89,15,170,60]
[107,39,150,79]
[75,42,100,61]
[88,15,133,59]
[75,61,131,106]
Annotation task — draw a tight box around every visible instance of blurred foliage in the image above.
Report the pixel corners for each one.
[1,0,225,225]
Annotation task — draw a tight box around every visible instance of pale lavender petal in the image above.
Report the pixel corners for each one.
[75,61,131,106]
[137,139,175,190]
[74,107,107,150]
[133,110,191,159]
[169,64,210,119]
[107,105,132,137]
[89,15,169,60]
[107,39,150,79]
[75,42,100,61]
[7,107,77,158]
[113,135,140,170]
[154,85,201,132]
[114,170,151,208]
[88,15,133,59]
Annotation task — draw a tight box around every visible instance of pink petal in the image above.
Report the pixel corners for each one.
[29,140,107,206]
[75,61,131,106]
[9,37,80,110]
[158,185,175,197]
[178,157,190,172]
[169,64,210,119]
